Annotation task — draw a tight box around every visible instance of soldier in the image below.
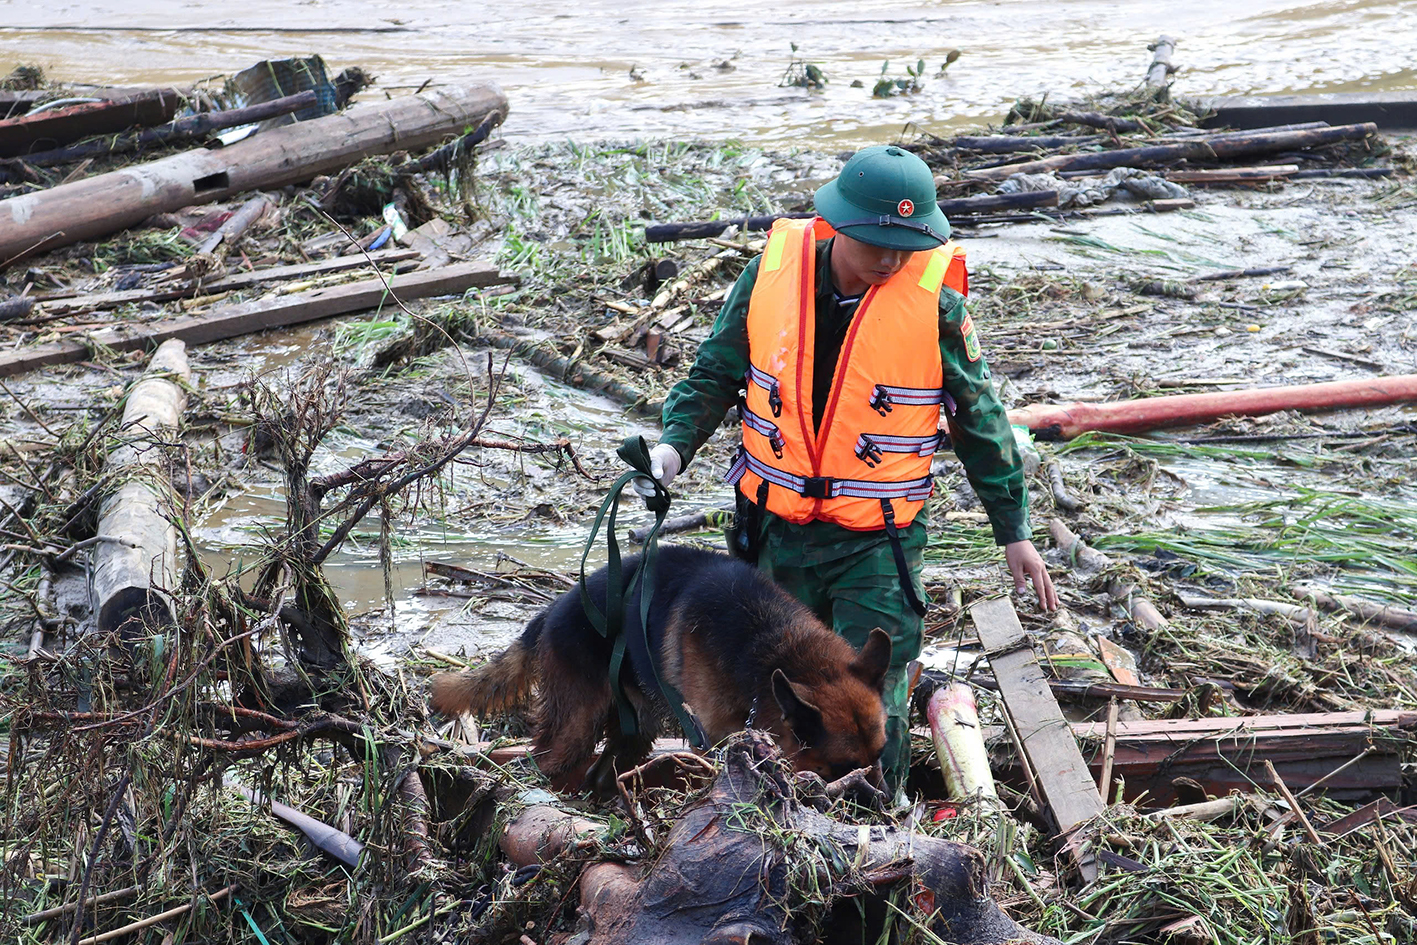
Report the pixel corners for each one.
[633,145,1057,792]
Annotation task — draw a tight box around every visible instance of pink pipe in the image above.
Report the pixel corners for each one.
[1008,374,1417,440]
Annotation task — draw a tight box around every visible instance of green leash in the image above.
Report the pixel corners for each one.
[578,435,706,750]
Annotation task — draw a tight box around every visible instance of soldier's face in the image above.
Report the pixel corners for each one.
[831,233,915,293]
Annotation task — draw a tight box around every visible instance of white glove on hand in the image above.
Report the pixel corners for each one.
[631,443,682,498]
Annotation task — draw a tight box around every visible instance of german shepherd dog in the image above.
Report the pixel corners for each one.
[430,545,890,794]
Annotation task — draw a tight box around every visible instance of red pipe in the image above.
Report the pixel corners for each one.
[1008,374,1417,440]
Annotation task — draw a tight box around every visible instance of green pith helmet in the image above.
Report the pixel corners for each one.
[814,145,950,251]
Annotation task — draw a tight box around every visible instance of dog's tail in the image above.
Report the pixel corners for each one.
[429,613,544,718]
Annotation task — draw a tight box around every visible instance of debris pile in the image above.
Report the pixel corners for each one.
[2,37,1417,945]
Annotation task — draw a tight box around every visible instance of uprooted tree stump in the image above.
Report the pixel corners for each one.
[500,732,1061,945]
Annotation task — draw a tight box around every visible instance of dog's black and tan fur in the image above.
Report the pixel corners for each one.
[430,546,889,793]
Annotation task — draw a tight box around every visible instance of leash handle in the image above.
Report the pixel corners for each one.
[578,436,706,749]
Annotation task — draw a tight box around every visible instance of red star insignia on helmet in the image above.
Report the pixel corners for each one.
[897,198,914,217]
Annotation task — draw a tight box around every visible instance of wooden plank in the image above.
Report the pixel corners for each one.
[1071,710,1415,740]
[971,596,1103,881]
[34,248,421,312]
[1199,91,1417,131]
[0,260,513,379]
[1164,164,1299,183]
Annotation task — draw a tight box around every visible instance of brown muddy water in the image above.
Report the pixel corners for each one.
[3,0,1417,145]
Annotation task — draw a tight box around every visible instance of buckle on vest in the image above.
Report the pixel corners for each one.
[769,384,783,418]
[869,384,893,417]
[769,432,785,459]
[856,436,884,468]
[801,476,832,499]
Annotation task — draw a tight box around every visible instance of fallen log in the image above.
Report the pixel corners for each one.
[1011,374,1417,439]
[4,90,317,172]
[1291,584,1417,634]
[0,259,513,379]
[1049,519,1169,631]
[950,134,1106,154]
[0,294,34,321]
[91,339,188,635]
[963,122,1378,181]
[1057,111,1143,133]
[644,190,1059,242]
[481,329,655,414]
[626,508,730,544]
[1067,711,1416,806]
[500,732,1060,945]
[0,83,508,267]
[0,88,181,158]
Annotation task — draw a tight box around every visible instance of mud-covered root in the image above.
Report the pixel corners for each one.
[498,731,1061,945]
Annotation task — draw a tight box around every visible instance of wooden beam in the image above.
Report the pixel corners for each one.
[0,260,513,379]
[34,248,421,312]
[971,596,1104,882]
[1198,91,1417,131]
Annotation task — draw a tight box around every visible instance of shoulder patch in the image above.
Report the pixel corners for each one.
[961,311,981,362]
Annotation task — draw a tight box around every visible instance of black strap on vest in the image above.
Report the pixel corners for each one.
[578,436,707,749]
[879,498,928,618]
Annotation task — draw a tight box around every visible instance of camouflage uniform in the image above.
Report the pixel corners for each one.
[659,239,1031,790]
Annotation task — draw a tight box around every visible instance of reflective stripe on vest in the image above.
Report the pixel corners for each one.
[854,432,944,467]
[726,448,935,502]
[737,216,965,531]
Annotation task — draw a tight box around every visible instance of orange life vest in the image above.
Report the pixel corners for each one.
[727,217,968,531]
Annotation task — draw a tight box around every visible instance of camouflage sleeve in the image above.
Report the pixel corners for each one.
[938,289,1032,545]
[658,256,759,466]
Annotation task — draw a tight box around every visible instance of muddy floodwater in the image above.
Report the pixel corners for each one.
[3,0,1417,145]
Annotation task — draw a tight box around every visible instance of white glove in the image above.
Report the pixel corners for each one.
[631,443,682,497]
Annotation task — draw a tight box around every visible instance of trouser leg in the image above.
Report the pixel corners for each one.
[759,538,924,794]
[821,543,924,794]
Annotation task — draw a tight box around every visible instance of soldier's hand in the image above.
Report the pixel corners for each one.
[631,443,683,497]
[1004,539,1058,612]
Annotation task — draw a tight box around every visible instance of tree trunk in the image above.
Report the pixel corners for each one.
[0,83,508,266]
[91,339,189,636]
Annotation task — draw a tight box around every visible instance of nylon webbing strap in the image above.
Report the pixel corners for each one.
[879,498,928,618]
[578,435,706,749]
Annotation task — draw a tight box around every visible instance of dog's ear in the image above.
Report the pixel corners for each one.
[852,628,892,693]
[773,668,824,746]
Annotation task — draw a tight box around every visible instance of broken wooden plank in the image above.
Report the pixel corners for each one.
[971,596,1104,881]
[1068,711,1415,806]
[0,88,181,158]
[33,248,421,313]
[0,83,508,266]
[0,260,513,379]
